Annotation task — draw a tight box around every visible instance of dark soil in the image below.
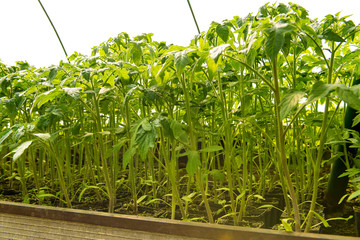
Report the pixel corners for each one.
[0,185,358,237]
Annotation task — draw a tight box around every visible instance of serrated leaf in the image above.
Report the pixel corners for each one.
[130,42,143,65]
[32,89,61,111]
[207,56,217,80]
[318,29,345,42]
[209,169,225,182]
[306,82,337,104]
[134,119,157,161]
[337,86,360,111]
[82,70,91,81]
[280,90,306,119]
[141,119,152,131]
[63,87,82,99]
[186,150,200,177]
[170,120,188,143]
[352,113,360,128]
[216,23,229,43]
[12,140,32,161]
[210,44,230,62]
[174,50,189,76]
[123,146,136,169]
[265,22,297,61]
[48,68,58,81]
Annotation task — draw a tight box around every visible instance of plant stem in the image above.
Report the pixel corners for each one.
[186,0,201,34]
[305,42,336,232]
[272,58,301,232]
[37,0,68,59]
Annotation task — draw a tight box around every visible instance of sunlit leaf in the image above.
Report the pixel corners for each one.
[33,133,51,142]
[210,44,230,62]
[63,87,82,99]
[170,120,188,143]
[352,113,360,128]
[0,129,12,145]
[99,87,113,95]
[12,140,32,161]
[216,23,229,42]
[280,90,306,119]
[186,150,200,177]
[265,22,297,61]
[130,42,143,65]
[174,50,189,76]
[337,86,360,111]
[48,68,58,81]
[306,82,338,104]
[318,29,345,42]
[123,146,136,169]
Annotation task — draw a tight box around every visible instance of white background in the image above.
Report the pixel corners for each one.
[1,0,360,67]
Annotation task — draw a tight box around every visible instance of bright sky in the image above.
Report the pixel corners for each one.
[1,0,360,67]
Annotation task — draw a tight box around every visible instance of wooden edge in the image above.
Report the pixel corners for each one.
[0,200,357,240]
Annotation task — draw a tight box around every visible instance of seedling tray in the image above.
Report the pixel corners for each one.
[0,201,358,240]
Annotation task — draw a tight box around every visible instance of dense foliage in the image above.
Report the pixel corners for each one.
[1,3,360,232]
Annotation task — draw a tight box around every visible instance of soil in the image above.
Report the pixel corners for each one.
[0,185,358,237]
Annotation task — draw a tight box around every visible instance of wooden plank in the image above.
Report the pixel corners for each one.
[0,201,357,240]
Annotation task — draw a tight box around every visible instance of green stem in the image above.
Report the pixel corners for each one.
[180,73,213,223]
[186,0,201,34]
[305,42,336,232]
[37,0,68,59]
[272,58,301,232]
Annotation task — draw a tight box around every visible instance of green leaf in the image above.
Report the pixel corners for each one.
[209,169,225,182]
[281,218,294,232]
[352,113,360,128]
[199,145,223,153]
[82,69,91,81]
[306,82,338,104]
[32,88,61,111]
[12,140,32,161]
[63,87,82,99]
[78,185,103,202]
[159,116,174,140]
[170,120,188,143]
[318,29,345,42]
[337,86,360,111]
[0,129,13,145]
[174,50,189,76]
[48,68,58,81]
[130,42,143,65]
[207,56,217,80]
[265,22,297,61]
[280,90,306,119]
[135,119,157,161]
[311,210,330,227]
[216,23,229,43]
[141,118,152,131]
[186,150,200,177]
[349,189,360,201]
[137,195,148,204]
[123,146,136,169]
[99,87,113,95]
[33,133,51,142]
[210,44,230,62]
